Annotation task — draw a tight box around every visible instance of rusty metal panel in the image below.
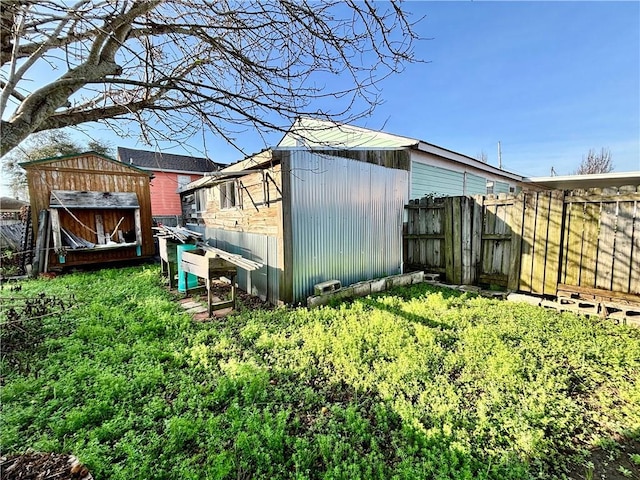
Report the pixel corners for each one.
[288,150,408,303]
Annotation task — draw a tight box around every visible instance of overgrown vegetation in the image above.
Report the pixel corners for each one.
[1,266,639,479]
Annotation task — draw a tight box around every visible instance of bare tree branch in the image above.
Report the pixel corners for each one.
[1,0,421,156]
[574,148,614,175]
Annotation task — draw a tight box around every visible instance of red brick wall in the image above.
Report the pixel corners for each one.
[149,171,200,216]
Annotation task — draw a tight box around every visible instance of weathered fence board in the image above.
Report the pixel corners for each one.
[405,185,640,300]
[544,191,564,295]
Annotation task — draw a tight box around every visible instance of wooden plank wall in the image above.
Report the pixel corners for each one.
[405,197,446,274]
[196,165,283,237]
[561,186,640,296]
[405,186,640,298]
[23,154,154,266]
[518,191,564,295]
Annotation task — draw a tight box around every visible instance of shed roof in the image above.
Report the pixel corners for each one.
[179,149,275,193]
[278,117,524,181]
[0,197,29,212]
[20,151,151,176]
[117,147,222,174]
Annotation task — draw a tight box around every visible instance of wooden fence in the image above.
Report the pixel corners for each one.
[405,186,640,302]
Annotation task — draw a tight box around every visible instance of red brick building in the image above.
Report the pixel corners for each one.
[117,147,222,225]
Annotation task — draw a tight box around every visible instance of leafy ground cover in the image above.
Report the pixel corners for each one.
[1,265,639,479]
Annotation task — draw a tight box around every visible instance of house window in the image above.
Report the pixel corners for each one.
[177,175,191,191]
[486,181,494,194]
[219,180,241,209]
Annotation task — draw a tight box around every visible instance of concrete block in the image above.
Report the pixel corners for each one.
[480,290,509,300]
[387,274,412,289]
[458,285,481,293]
[541,299,560,309]
[370,278,387,293]
[410,271,425,284]
[307,295,331,308]
[424,272,440,282]
[352,281,372,297]
[506,293,542,306]
[314,279,342,296]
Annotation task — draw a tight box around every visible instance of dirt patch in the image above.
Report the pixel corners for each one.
[566,437,640,480]
[208,280,274,311]
[1,452,93,480]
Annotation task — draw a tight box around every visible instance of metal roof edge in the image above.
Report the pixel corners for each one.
[20,151,151,176]
[525,171,640,189]
[415,141,525,181]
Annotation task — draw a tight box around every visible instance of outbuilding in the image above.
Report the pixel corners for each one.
[21,151,154,270]
[180,148,408,304]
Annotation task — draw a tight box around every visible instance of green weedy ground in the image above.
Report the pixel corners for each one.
[1,265,639,479]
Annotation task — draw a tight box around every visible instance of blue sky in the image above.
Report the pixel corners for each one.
[2,1,639,197]
[149,1,640,176]
[375,1,640,177]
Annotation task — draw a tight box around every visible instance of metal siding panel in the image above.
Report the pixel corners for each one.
[411,162,464,198]
[187,225,279,304]
[289,151,408,303]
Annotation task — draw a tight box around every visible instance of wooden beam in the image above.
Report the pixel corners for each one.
[50,190,140,209]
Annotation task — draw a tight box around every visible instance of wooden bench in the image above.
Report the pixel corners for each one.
[180,249,238,316]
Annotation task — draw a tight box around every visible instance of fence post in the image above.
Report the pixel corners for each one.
[471,195,484,285]
[444,197,454,283]
[461,196,473,284]
[507,193,525,291]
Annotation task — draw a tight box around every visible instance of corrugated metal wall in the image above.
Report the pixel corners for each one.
[188,225,280,305]
[288,151,408,303]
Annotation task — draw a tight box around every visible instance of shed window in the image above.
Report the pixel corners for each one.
[195,188,209,212]
[177,175,192,190]
[220,180,241,209]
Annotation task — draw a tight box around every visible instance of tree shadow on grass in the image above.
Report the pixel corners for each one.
[355,283,470,331]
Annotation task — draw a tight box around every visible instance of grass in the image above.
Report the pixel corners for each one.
[1,265,639,479]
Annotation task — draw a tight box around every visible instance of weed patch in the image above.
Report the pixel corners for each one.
[1,268,639,479]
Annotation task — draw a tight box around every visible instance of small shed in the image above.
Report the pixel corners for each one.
[180,148,409,304]
[0,197,29,224]
[21,151,154,269]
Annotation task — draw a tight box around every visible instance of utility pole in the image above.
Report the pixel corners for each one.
[497,141,502,169]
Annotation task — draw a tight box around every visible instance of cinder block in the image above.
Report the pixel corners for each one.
[314,279,342,296]
[352,281,372,297]
[541,299,560,309]
[370,278,387,293]
[424,272,440,282]
[387,274,412,289]
[410,271,425,284]
[307,295,331,308]
[458,285,481,293]
[506,293,542,306]
[480,290,509,300]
